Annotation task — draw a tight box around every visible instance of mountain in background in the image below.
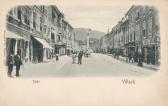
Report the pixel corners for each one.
[74,28,105,41]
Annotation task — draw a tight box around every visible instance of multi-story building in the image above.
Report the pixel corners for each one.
[126,6,144,62]
[5,5,76,64]
[95,5,160,65]
[127,5,160,64]
[63,20,75,55]
[112,24,120,54]
[120,15,129,56]
[46,6,66,55]
[141,6,160,64]
[6,6,52,63]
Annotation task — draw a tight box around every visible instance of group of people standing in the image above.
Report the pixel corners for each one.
[126,51,143,66]
[7,51,23,77]
[72,51,84,64]
[128,52,136,63]
[112,49,143,66]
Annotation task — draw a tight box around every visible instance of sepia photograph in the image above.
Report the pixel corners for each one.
[0,0,168,106]
[5,5,160,78]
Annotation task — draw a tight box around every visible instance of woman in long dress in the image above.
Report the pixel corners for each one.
[72,52,76,64]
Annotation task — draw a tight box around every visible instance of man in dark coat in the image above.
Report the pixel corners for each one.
[147,52,150,64]
[7,53,14,77]
[137,53,143,67]
[78,51,83,64]
[14,51,22,77]
[128,52,131,62]
[56,53,59,61]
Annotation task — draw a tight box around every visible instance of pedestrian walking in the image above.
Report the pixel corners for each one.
[147,52,150,64]
[131,54,134,63]
[137,53,143,67]
[75,51,78,64]
[72,52,76,64]
[14,51,23,77]
[77,51,80,64]
[129,52,134,63]
[52,52,54,63]
[128,52,131,62]
[56,53,59,61]
[7,53,14,77]
[78,51,83,64]
[116,50,119,59]
[114,52,116,58]
[125,52,129,63]
[134,52,138,62]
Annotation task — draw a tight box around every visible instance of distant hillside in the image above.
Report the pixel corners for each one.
[74,28,105,41]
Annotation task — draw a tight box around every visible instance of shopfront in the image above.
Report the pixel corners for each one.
[142,38,160,65]
[54,42,66,55]
[31,36,53,63]
[5,30,29,64]
[128,42,135,54]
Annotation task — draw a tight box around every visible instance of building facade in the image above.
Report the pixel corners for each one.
[5,5,76,64]
[94,5,160,65]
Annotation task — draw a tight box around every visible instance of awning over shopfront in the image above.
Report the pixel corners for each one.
[34,37,53,49]
[5,30,25,39]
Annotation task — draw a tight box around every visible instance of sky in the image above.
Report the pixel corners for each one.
[56,0,132,33]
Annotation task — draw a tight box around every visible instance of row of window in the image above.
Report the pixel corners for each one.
[9,7,45,32]
[51,33,61,41]
[8,6,74,44]
[112,16,158,44]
